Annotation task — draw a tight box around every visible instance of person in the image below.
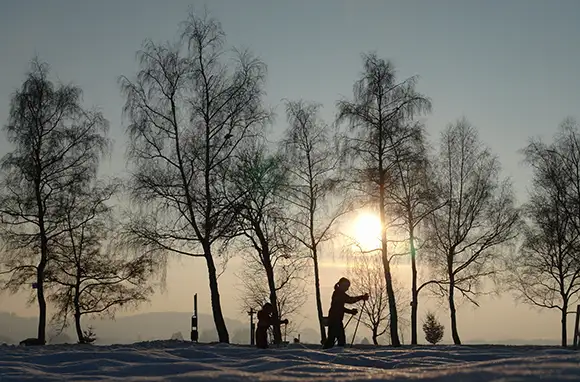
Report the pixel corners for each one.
[256,302,289,349]
[323,277,369,349]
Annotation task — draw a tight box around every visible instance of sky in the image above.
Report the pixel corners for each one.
[1,0,580,344]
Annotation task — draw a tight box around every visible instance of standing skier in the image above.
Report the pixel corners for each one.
[323,277,369,349]
[256,302,289,349]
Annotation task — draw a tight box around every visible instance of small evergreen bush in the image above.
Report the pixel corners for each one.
[422,312,444,345]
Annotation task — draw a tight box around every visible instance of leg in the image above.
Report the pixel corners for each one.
[256,328,268,349]
[336,324,346,347]
[323,322,339,349]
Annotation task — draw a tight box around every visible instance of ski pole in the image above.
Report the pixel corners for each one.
[344,313,355,330]
[333,305,361,346]
[350,300,366,348]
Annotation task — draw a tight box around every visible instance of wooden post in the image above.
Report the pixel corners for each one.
[248,308,255,346]
[191,294,198,342]
[573,305,580,349]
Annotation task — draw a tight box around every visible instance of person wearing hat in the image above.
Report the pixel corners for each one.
[323,277,369,349]
[256,302,289,349]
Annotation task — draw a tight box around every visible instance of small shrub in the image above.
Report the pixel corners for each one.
[422,312,444,345]
[170,332,184,341]
[82,326,97,344]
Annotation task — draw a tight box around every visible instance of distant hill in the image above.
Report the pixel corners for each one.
[0,311,248,345]
[0,312,37,344]
[0,333,15,344]
[0,311,566,346]
[463,338,562,346]
[299,327,321,344]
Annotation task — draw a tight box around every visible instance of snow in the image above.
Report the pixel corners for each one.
[1,341,580,381]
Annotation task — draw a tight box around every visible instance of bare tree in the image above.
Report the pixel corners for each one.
[0,58,109,344]
[46,180,160,344]
[424,118,519,345]
[337,52,431,346]
[239,257,308,342]
[280,99,348,343]
[230,141,307,344]
[347,253,410,345]
[507,118,580,347]
[385,121,442,345]
[119,10,271,343]
[347,254,384,345]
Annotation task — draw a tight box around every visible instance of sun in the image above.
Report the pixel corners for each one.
[353,213,382,252]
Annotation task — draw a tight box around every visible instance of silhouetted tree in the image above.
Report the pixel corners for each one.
[47,181,159,344]
[385,120,442,345]
[347,254,408,345]
[280,99,348,343]
[337,52,432,346]
[82,326,96,344]
[0,58,109,344]
[507,118,580,347]
[231,141,307,344]
[422,311,444,345]
[239,263,308,342]
[119,10,271,343]
[424,118,519,345]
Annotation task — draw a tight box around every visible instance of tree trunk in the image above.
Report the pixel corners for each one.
[449,276,461,345]
[379,183,401,347]
[411,292,418,345]
[312,248,326,344]
[74,312,84,344]
[409,228,418,345]
[381,251,401,347]
[205,250,229,343]
[561,303,568,347]
[372,327,379,345]
[35,178,47,345]
[36,258,47,345]
[263,257,283,344]
[74,285,84,343]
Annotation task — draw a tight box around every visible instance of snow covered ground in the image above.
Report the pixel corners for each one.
[1,341,580,381]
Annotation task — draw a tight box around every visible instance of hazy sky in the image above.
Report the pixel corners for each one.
[1,0,580,343]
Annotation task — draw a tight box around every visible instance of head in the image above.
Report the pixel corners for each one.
[335,277,351,292]
[262,302,274,314]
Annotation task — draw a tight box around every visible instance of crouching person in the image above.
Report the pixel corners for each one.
[256,302,289,349]
[323,277,369,349]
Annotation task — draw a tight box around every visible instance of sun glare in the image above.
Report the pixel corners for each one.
[353,213,382,252]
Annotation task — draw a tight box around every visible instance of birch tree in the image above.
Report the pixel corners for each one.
[337,53,431,346]
[47,181,159,343]
[508,118,580,347]
[425,118,519,344]
[386,121,441,345]
[230,142,304,344]
[280,99,347,343]
[347,254,408,345]
[119,11,271,343]
[0,59,109,344]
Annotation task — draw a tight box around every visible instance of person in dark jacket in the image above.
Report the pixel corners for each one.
[256,302,289,349]
[323,277,368,349]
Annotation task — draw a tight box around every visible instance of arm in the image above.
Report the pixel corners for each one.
[266,314,288,326]
[344,294,365,304]
[257,311,272,327]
